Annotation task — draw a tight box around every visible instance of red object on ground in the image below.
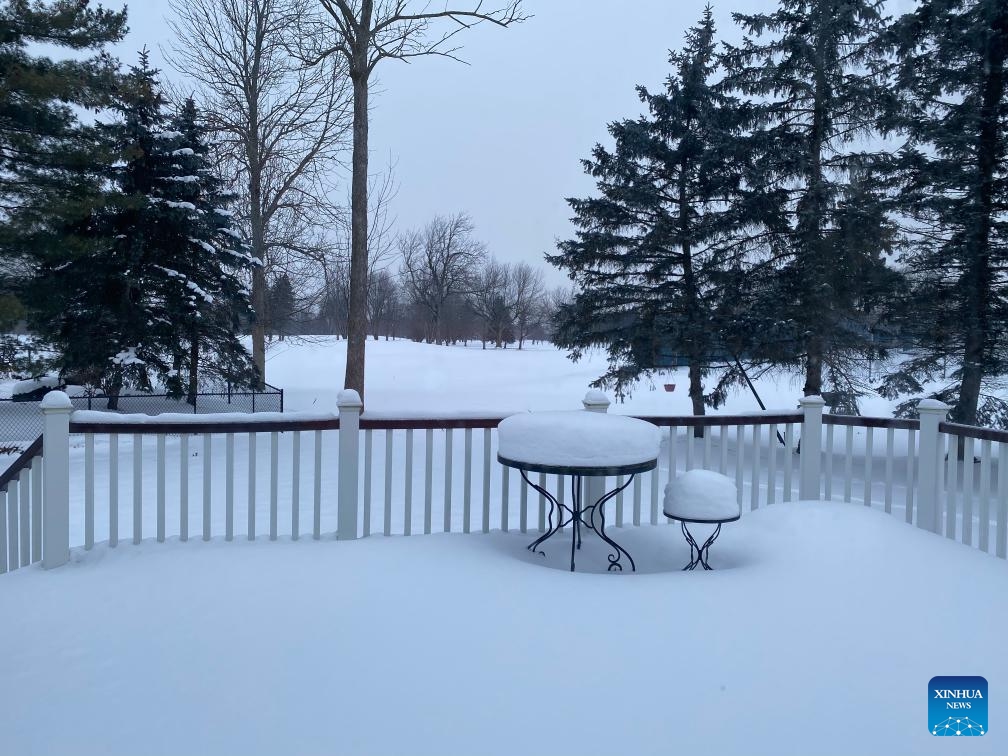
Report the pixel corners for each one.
[664,384,676,392]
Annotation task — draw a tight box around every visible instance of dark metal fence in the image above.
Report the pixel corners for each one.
[0,383,283,455]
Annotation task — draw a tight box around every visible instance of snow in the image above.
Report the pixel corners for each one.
[170,148,195,156]
[110,347,144,366]
[71,409,336,425]
[11,375,60,396]
[497,410,661,467]
[664,469,741,521]
[167,175,200,183]
[165,200,196,210]
[40,389,72,409]
[0,501,1005,755]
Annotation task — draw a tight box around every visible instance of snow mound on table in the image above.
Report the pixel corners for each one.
[497,410,660,468]
[664,469,740,521]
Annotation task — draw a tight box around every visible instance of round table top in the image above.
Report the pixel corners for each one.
[496,410,661,475]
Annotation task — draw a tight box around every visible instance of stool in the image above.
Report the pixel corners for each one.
[663,469,740,570]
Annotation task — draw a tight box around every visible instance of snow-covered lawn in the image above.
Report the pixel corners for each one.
[1,501,1004,755]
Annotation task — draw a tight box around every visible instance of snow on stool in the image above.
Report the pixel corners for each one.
[663,469,740,571]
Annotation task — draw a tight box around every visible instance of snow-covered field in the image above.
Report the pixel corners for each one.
[1,338,1005,755]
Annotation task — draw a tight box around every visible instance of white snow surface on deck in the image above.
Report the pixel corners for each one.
[497,410,661,467]
[664,469,741,521]
[1,501,1005,756]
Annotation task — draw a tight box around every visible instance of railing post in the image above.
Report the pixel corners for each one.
[41,390,72,569]
[917,399,950,534]
[337,389,363,540]
[582,390,610,509]
[798,395,825,501]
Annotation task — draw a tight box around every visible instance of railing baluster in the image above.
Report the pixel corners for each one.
[180,433,189,542]
[767,424,777,505]
[905,429,916,524]
[85,433,95,550]
[842,425,853,503]
[246,432,255,540]
[226,433,235,541]
[132,434,143,544]
[18,471,29,567]
[824,423,834,500]
[633,470,642,526]
[7,480,18,568]
[424,428,433,535]
[0,490,7,573]
[483,429,492,534]
[945,434,957,539]
[30,457,41,563]
[719,426,728,474]
[685,428,694,471]
[203,434,212,541]
[735,424,745,509]
[962,436,975,546]
[702,426,712,469]
[156,434,166,543]
[520,471,528,533]
[996,442,1007,559]
[863,427,874,507]
[668,425,677,480]
[978,439,991,552]
[463,428,472,535]
[557,473,565,532]
[404,428,413,536]
[361,430,371,538]
[500,464,509,533]
[314,430,323,540]
[650,459,659,525]
[293,431,302,540]
[538,472,547,532]
[750,425,760,511]
[383,430,393,537]
[444,429,453,533]
[783,424,794,503]
[269,431,279,541]
[884,428,894,514]
[615,474,625,526]
[109,433,118,547]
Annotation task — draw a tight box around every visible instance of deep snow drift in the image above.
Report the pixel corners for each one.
[0,501,1004,755]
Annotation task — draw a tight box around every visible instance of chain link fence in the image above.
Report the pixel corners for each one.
[0,383,283,455]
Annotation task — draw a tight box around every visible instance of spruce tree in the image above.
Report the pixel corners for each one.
[878,0,1008,427]
[24,54,257,405]
[720,0,896,404]
[0,0,125,264]
[549,8,759,415]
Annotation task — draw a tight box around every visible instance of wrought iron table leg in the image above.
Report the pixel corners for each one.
[522,470,562,557]
[680,521,722,571]
[587,476,636,572]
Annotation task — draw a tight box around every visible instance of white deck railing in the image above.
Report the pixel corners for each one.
[2,391,1006,575]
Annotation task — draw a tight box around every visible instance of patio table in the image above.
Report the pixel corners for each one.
[496,411,660,572]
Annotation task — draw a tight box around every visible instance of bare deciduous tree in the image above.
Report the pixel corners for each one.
[300,0,527,401]
[468,258,513,348]
[399,212,485,344]
[167,0,352,385]
[508,261,545,349]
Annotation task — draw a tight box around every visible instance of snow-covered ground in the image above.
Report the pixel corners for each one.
[1,338,1005,754]
[1,501,1004,755]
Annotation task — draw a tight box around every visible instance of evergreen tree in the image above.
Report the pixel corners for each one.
[549,8,760,415]
[720,0,896,405]
[0,0,126,263]
[878,0,1008,427]
[267,273,295,341]
[23,54,257,405]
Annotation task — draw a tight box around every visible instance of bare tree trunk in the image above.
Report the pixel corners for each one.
[187,333,199,406]
[344,64,370,402]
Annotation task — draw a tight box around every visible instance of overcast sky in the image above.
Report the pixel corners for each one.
[111,1,905,287]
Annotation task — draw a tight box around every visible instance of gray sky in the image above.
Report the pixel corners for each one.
[116,1,771,286]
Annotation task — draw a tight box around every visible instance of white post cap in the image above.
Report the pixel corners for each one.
[582,389,610,409]
[799,395,826,407]
[917,398,951,414]
[337,389,363,409]
[41,390,73,410]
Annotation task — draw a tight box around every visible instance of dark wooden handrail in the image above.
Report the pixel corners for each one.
[70,418,340,435]
[939,421,1008,444]
[824,414,920,431]
[0,435,43,491]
